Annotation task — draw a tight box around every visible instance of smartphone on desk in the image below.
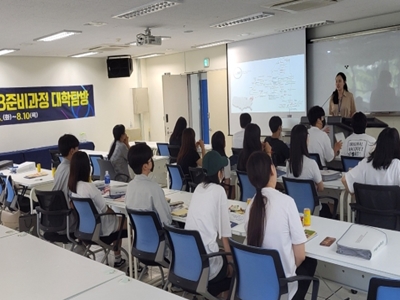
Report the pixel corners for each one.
[320,237,336,247]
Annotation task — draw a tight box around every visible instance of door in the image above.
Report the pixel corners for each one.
[162,74,189,141]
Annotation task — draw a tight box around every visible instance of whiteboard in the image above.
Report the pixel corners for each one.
[308,30,400,113]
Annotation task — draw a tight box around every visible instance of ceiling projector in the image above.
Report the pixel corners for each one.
[136,28,162,46]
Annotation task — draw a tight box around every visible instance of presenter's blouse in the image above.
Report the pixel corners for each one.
[329,91,356,118]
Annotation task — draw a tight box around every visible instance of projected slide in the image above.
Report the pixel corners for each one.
[230,54,305,113]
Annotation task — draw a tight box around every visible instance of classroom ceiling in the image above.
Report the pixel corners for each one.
[1,0,400,58]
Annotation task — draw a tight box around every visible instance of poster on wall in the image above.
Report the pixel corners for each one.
[0,85,95,125]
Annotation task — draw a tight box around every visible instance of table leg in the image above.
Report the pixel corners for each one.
[339,191,345,221]
[347,192,353,223]
[126,211,133,278]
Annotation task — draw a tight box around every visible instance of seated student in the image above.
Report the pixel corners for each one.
[211,131,231,186]
[185,150,232,296]
[341,112,376,157]
[232,113,251,149]
[286,125,323,192]
[265,116,290,166]
[307,106,342,167]
[68,151,127,268]
[169,117,187,146]
[125,143,172,226]
[342,127,400,194]
[177,128,205,176]
[244,151,317,300]
[237,123,271,172]
[108,124,130,181]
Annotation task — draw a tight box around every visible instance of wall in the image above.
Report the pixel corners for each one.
[0,56,138,152]
[141,45,227,142]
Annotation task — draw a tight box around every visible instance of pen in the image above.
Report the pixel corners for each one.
[34,179,43,181]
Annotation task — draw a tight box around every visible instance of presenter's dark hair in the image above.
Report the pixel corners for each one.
[352,112,367,134]
[108,124,126,160]
[368,127,400,170]
[211,131,227,158]
[240,113,252,129]
[332,72,349,105]
[246,151,272,247]
[237,123,262,171]
[170,117,187,143]
[128,144,153,174]
[177,128,197,164]
[68,151,90,193]
[58,134,79,157]
[289,125,309,178]
[307,106,325,126]
[269,116,282,133]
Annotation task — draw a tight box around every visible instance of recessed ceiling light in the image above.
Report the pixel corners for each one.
[279,20,334,33]
[34,30,82,42]
[211,12,274,29]
[0,49,19,56]
[84,22,107,27]
[192,40,233,49]
[70,52,99,58]
[113,0,182,19]
[184,30,193,33]
[135,53,164,59]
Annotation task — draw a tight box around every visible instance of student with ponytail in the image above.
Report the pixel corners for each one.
[108,124,131,182]
[244,151,317,300]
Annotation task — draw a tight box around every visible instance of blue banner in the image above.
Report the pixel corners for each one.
[0,85,95,125]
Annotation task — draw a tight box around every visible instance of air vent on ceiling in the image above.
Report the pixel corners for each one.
[266,0,338,13]
[89,45,130,52]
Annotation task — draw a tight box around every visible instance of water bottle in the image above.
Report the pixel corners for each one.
[104,170,111,187]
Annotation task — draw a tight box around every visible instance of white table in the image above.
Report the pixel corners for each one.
[0,233,124,300]
[0,224,18,238]
[68,276,185,300]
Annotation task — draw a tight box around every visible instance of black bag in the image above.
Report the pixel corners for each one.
[19,213,38,236]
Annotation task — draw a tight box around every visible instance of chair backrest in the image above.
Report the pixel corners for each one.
[168,145,180,164]
[49,150,62,169]
[188,167,205,192]
[167,164,185,190]
[135,141,147,145]
[309,153,323,170]
[97,159,117,180]
[35,190,69,232]
[0,176,6,205]
[127,209,165,263]
[232,148,243,156]
[4,176,18,210]
[341,155,363,172]
[353,183,400,230]
[282,177,319,213]
[164,224,209,295]
[70,197,99,240]
[236,170,256,202]
[89,155,104,180]
[367,278,400,300]
[157,143,170,156]
[229,238,287,300]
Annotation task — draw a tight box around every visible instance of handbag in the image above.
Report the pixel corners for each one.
[19,213,38,236]
[1,209,21,230]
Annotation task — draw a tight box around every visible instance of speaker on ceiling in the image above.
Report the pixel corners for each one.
[107,55,133,78]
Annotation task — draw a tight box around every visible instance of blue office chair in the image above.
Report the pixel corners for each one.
[70,197,128,264]
[127,209,169,285]
[164,225,231,299]
[341,155,363,172]
[49,150,62,169]
[89,154,103,181]
[167,145,180,164]
[282,177,338,218]
[236,170,256,202]
[309,153,324,170]
[4,176,19,211]
[229,238,319,300]
[188,167,206,192]
[367,278,400,300]
[156,143,170,157]
[0,175,6,206]
[166,164,187,191]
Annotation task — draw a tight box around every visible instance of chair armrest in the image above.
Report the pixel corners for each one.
[36,207,71,216]
[350,203,400,216]
[202,252,232,259]
[280,275,319,300]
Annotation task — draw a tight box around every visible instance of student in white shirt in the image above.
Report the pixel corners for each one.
[286,125,323,192]
[245,151,317,300]
[232,113,251,149]
[341,112,376,157]
[307,106,342,167]
[68,151,127,268]
[125,143,172,226]
[185,150,232,296]
[342,127,400,194]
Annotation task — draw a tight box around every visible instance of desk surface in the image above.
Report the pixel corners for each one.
[0,233,124,300]
[68,276,185,300]
[0,224,18,238]
[82,149,168,161]
[0,168,53,188]
[129,141,212,151]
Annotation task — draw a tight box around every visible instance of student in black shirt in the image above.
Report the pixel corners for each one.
[169,117,187,146]
[177,128,205,175]
[264,116,290,166]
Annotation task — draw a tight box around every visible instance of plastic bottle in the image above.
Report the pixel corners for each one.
[104,170,111,187]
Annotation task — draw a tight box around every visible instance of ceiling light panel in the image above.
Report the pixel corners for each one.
[34,30,82,42]
[113,0,182,19]
[192,40,234,49]
[279,20,334,32]
[135,53,164,59]
[211,12,274,28]
[0,49,19,56]
[70,52,98,58]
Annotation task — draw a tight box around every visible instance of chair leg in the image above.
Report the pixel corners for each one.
[159,266,165,286]
[163,280,169,290]
[138,265,148,281]
[100,249,111,264]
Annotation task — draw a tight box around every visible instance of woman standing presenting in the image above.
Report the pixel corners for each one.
[329,72,356,117]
